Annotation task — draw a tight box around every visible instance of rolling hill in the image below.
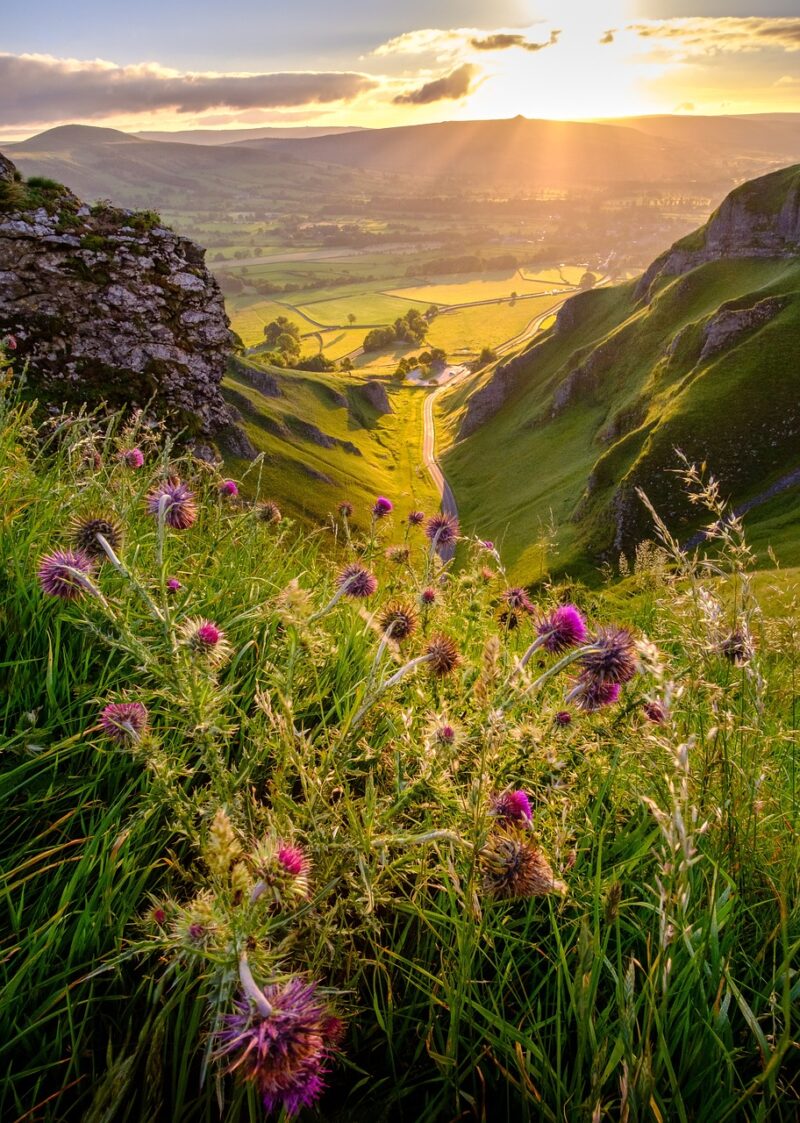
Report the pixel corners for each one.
[438,163,800,581]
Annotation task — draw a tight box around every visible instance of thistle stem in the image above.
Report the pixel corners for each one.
[238,954,273,1018]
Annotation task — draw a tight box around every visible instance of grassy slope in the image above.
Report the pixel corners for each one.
[440,251,800,584]
[222,358,439,524]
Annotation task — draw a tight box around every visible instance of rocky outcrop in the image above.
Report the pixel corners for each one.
[698,296,786,361]
[636,163,800,302]
[458,350,532,439]
[0,152,235,438]
[356,380,392,415]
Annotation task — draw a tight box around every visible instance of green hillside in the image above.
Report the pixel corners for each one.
[440,165,800,583]
[222,358,439,524]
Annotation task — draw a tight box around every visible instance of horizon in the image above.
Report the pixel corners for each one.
[1,2,799,140]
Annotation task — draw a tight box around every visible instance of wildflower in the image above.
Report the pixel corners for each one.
[385,544,410,563]
[379,601,418,642]
[257,500,282,524]
[503,587,534,613]
[537,604,588,654]
[219,479,239,497]
[37,548,97,600]
[407,510,425,526]
[568,676,622,712]
[151,905,168,927]
[490,790,533,826]
[216,962,343,1118]
[643,699,668,724]
[555,710,572,726]
[337,564,378,599]
[99,700,149,743]
[69,513,123,560]
[122,447,144,468]
[435,723,456,745]
[579,626,638,685]
[480,831,567,899]
[481,540,495,551]
[166,577,182,593]
[424,633,461,677]
[425,512,459,549]
[250,840,311,907]
[718,630,754,666]
[173,892,216,947]
[420,586,437,605]
[372,496,393,518]
[179,617,232,666]
[3,334,17,351]
[206,808,242,878]
[147,479,197,530]
[480,566,496,583]
[337,500,354,518]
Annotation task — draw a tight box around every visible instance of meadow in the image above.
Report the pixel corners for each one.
[2,355,799,1122]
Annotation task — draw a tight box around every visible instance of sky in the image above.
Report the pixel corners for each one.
[1,1,799,138]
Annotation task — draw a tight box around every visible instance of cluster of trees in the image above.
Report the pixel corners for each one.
[217,272,378,298]
[407,252,518,277]
[259,317,335,373]
[362,307,436,353]
[392,348,447,381]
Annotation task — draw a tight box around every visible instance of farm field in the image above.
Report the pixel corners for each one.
[387,268,570,305]
[426,293,567,356]
[315,328,365,359]
[295,291,425,326]
[226,296,315,347]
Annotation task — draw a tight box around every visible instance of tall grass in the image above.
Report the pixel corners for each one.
[1,366,798,1121]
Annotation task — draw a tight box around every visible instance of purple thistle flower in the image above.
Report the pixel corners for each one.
[99,700,149,743]
[491,790,533,825]
[481,540,495,551]
[277,843,309,878]
[216,975,343,1117]
[407,510,425,526]
[537,604,588,654]
[337,564,378,599]
[166,577,182,593]
[37,549,96,600]
[555,710,572,726]
[503,587,534,613]
[122,448,144,468]
[425,512,460,547]
[196,621,221,646]
[372,496,393,518]
[569,676,622,713]
[421,586,437,605]
[580,626,638,685]
[435,723,456,745]
[147,480,197,530]
[179,617,232,666]
[219,479,239,497]
[643,700,668,724]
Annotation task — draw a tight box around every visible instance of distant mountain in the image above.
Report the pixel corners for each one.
[9,124,141,150]
[136,125,368,146]
[441,163,800,580]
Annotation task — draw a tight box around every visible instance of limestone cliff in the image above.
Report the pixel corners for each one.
[0,153,236,440]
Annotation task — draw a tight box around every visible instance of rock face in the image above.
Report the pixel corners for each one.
[356,380,392,415]
[698,296,786,362]
[636,163,800,301]
[0,152,234,438]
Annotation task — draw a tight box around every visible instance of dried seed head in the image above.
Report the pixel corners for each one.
[480,831,567,900]
[379,601,418,642]
[580,626,638,685]
[69,513,124,559]
[425,633,461,677]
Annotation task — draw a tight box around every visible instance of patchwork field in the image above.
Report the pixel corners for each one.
[226,296,315,346]
[387,269,569,305]
[295,292,425,327]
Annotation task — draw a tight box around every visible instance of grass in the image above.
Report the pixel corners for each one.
[295,293,424,328]
[225,297,312,348]
[2,369,799,1122]
[426,299,554,357]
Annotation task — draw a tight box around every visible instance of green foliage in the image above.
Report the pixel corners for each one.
[364,308,429,352]
[1,363,799,1121]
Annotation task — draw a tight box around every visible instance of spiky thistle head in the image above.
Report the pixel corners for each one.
[166,577,182,593]
[425,512,459,547]
[337,500,354,518]
[498,587,534,631]
[219,479,239,497]
[250,839,311,907]
[490,790,533,826]
[99,700,149,744]
[425,633,461,677]
[179,617,232,666]
[147,479,197,530]
[122,447,144,468]
[568,675,622,713]
[480,566,497,584]
[420,586,437,605]
[537,604,588,654]
[372,496,393,518]
[385,544,410,564]
[643,699,668,724]
[579,626,638,685]
[337,564,378,599]
[434,722,457,746]
[216,975,343,1117]
[257,500,282,524]
[555,710,572,726]
[480,831,567,900]
[379,601,418,642]
[407,510,425,526]
[37,549,96,600]
[69,512,123,560]
[718,630,754,666]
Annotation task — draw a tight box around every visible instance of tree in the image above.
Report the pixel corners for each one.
[477,346,497,367]
[579,272,598,291]
[347,313,356,326]
[340,357,354,373]
[263,317,301,350]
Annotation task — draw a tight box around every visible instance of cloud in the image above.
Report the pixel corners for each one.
[0,53,377,127]
[629,17,800,54]
[393,63,478,105]
[775,74,800,86]
[599,30,616,46]
[674,102,695,113]
[469,30,560,53]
